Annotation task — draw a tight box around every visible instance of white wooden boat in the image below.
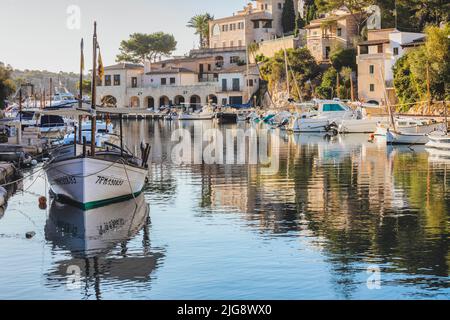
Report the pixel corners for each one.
[426,131,450,150]
[46,143,149,210]
[386,130,429,145]
[178,107,215,120]
[375,118,444,136]
[46,24,150,211]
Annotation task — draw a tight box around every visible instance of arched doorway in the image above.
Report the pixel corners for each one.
[101,95,117,107]
[207,94,218,105]
[190,95,201,110]
[130,96,140,108]
[145,96,155,109]
[174,95,185,106]
[159,96,170,108]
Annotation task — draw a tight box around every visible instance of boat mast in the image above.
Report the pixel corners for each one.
[91,22,97,156]
[79,38,84,143]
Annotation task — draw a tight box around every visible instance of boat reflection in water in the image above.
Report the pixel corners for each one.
[44,194,164,299]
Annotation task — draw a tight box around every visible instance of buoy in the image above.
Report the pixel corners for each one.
[38,196,47,210]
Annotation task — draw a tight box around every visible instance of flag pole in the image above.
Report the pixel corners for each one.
[91,22,97,156]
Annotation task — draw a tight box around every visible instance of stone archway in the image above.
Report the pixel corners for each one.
[174,95,185,106]
[189,95,201,110]
[130,96,140,108]
[159,95,170,108]
[145,96,155,109]
[101,95,117,107]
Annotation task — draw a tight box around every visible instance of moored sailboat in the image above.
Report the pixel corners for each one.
[45,23,151,210]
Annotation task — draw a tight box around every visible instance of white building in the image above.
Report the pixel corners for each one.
[96,57,260,109]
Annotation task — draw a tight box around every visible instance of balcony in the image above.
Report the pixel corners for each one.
[190,46,246,56]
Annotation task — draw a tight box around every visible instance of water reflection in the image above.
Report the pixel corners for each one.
[45,194,164,299]
[125,120,448,297]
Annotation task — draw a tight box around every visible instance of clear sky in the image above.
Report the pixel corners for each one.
[0,0,247,72]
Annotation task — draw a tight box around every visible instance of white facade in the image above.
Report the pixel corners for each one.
[96,60,260,109]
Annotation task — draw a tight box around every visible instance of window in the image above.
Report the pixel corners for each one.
[212,24,220,36]
[208,64,211,71]
[337,28,342,37]
[278,3,282,9]
[113,74,120,86]
[393,47,399,55]
[230,41,234,47]
[161,78,167,85]
[170,77,176,84]
[222,41,227,48]
[104,75,111,86]
[263,21,272,28]
[222,79,227,92]
[232,78,240,91]
[370,84,375,92]
[253,21,259,29]
[377,44,383,53]
[238,40,242,47]
[222,98,227,106]
[230,56,240,64]
[131,77,137,88]
[247,79,254,87]
[322,104,346,112]
[360,45,368,54]
[369,65,374,74]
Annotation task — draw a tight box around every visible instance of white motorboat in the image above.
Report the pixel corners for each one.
[338,107,388,133]
[289,100,353,133]
[375,118,444,136]
[386,130,430,145]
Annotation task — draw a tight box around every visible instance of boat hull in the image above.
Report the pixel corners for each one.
[46,157,148,210]
[290,118,330,132]
[338,119,384,133]
[386,131,429,145]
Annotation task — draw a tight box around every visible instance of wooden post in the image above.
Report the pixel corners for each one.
[119,113,123,157]
[49,78,52,107]
[350,72,355,102]
[426,63,431,115]
[82,136,87,157]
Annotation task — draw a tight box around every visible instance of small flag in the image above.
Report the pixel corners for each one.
[80,38,85,71]
[97,44,104,79]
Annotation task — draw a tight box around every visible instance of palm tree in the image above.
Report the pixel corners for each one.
[187,13,214,48]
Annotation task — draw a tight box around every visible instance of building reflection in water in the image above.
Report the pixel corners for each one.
[119,120,448,298]
[191,127,449,297]
[45,194,164,300]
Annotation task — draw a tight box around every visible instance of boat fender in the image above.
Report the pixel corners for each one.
[38,196,47,210]
[0,186,7,207]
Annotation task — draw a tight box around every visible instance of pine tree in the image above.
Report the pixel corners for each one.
[282,0,297,34]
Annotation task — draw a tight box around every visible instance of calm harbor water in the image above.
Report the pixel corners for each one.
[0,119,449,300]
